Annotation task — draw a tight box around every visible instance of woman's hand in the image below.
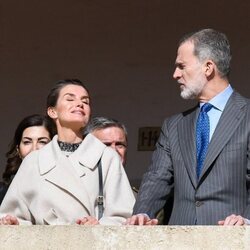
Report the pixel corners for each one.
[0,215,19,225]
[76,216,99,225]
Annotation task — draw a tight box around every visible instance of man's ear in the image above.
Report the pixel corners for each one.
[204,60,215,77]
[47,107,57,119]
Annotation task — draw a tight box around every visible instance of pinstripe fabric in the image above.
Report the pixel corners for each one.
[133,91,250,225]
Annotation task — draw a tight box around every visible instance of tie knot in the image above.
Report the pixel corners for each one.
[200,103,213,113]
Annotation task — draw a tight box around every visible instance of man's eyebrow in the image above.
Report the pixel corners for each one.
[175,61,183,66]
[115,141,127,146]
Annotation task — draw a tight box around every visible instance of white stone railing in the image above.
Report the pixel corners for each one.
[0,226,249,249]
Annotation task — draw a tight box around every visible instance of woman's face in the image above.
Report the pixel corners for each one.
[18,126,51,159]
[48,84,91,130]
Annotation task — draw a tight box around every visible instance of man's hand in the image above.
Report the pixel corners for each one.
[218,214,246,226]
[0,215,19,225]
[125,214,158,225]
[76,216,100,225]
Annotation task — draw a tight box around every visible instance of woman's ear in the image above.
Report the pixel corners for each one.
[16,146,21,159]
[47,107,57,119]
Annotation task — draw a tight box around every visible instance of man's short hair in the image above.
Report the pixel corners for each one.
[84,116,128,140]
[179,28,231,78]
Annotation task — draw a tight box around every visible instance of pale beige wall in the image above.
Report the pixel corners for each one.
[0,1,250,186]
[0,226,250,249]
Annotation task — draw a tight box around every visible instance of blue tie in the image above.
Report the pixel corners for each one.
[196,103,213,178]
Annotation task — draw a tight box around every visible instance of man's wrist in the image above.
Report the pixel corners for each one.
[243,218,250,225]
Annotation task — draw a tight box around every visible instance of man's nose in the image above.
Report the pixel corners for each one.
[110,144,116,151]
[173,68,181,79]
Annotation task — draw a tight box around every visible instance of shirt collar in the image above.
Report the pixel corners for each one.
[200,84,233,111]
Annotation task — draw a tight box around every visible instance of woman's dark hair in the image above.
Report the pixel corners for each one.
[2,114,56,184]
[46,79,90,109]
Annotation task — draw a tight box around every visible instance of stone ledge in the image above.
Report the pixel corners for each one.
[0,226,249,250]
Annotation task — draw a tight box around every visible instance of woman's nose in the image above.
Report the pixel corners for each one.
[33,143,39,151]
[76,100,84,108]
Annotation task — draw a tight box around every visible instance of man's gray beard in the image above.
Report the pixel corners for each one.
[180,88,197,100]
[180,81,205,100]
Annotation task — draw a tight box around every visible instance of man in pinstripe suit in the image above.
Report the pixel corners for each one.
[126,28,250,225]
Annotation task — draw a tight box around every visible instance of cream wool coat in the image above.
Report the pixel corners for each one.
[0,134,135,225]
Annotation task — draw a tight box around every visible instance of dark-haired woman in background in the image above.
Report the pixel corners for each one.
[0,79,135,225]
[0,114,56,204]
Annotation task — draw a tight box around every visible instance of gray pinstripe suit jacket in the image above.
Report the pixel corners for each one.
[133,91,250,225]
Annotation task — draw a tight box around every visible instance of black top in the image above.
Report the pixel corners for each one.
[57,141,81,152]
[0,182,9,205]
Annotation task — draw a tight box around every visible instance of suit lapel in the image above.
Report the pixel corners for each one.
[178,106,199,188]
[199,92,247,182]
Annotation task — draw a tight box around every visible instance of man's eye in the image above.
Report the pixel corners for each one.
[116,144,127,149]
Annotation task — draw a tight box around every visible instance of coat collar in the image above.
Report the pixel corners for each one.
[37,133,107,215]
[38,133,106,175]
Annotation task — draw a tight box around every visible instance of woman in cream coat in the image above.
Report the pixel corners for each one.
[0,79,135,225]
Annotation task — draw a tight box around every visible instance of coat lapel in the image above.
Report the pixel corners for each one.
[199,92,247,182]
[43,156,94,215]
[38,134,106,215]
[178,105,199,188]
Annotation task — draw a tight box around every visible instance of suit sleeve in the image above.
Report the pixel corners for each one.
[133,118,174,218]
[243,132,250,218]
